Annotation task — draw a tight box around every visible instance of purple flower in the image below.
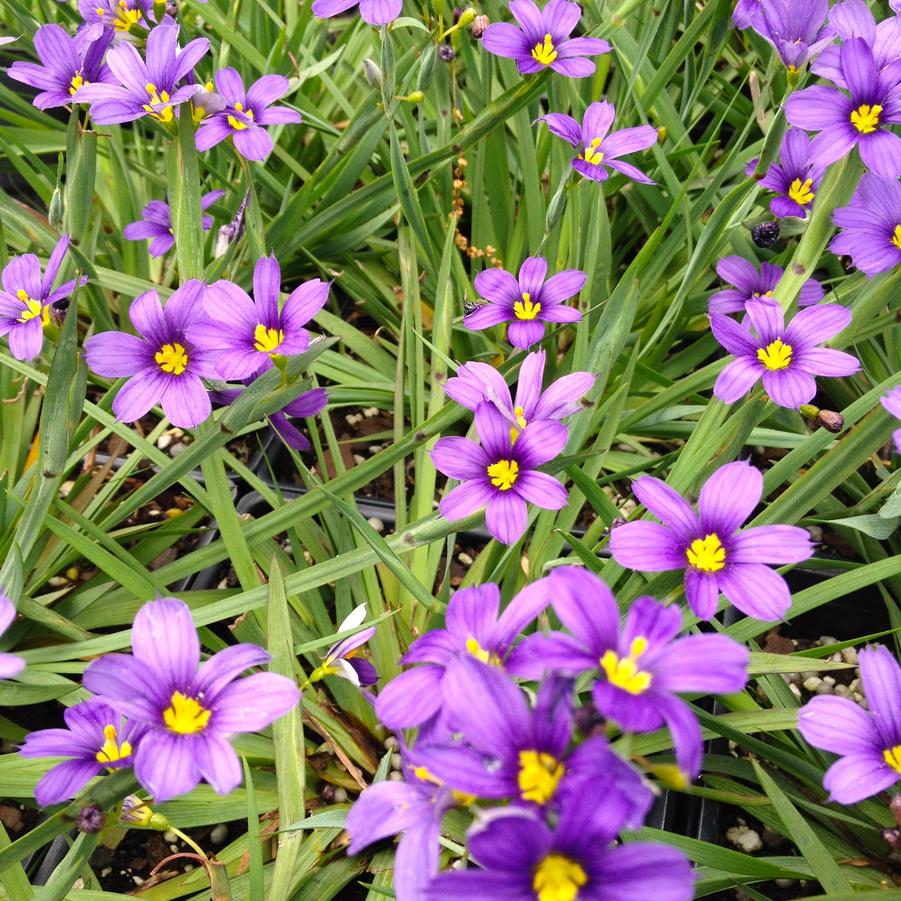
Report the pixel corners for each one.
[756,0,834,71]
[610,460,814,621]
[0,591,24,680]
[433,402,568,545]
[311,0,401,27]
[123,190,224,257]
[426,792,694,901]
[752,129,826,220]
[316,605,377,687]
[732,0,764,30]
[84,281,219,429]
[0,235,85,361]
[710,299,860,408]
[75,23,208,125]
[77,0,153,34]
[514,567,748,777]
[482,0,610,79]
[882,386,901,454]
[830,173,901,277]
[82,598,300,802]
[7,25,112,110]
[464,256,584,348]
[784,37,901,179]
[196,255,330,380]
[444,350,595,437]
[375,581,551,732]
[538,100,658,185]
[19,700,145,806]
[798,645,901,804]
[709,255,823,315]
[194,69,301,161]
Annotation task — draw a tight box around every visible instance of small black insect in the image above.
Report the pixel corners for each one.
[463,300,481,316]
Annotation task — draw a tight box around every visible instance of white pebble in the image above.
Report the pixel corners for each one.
[726,825,763,853]
[367,517,384,533]
[363,407,379,417]
[210,824,228,845]
[802,676,822,692]
[457,552,473,566]
[332,787,348,803]
[390,753,403,770]
[163,830,177,843]
[788,682,802,699]
[353,454,366,465]
[841,647,858,665]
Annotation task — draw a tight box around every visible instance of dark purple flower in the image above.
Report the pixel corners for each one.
[443,350,595,437]
[196,255,330,380]
[784,37,901,179]
[0,591,24,680]
[710,299,860,408]
[312,0,400,26]
[426,792,694,901]
[751,129,826,220]
[7,25,113,110]
[123,190,224,257]
[82,597,300,802]
[464,256,584,348]
[830,173,901,277]
[77,0,153,34]
[194,69,301,161]
[0,235,86,361]
[610,460,814,621]
[709,255,823,315]
[75,23,208,125]
[315,604,377,687]
[482,0,610,78]
[882,386,901,454]
[19,700,145,806]
[538,100,658,184]
[756,0,834,71]
[514,567,748,778]
[433,402,568,544]
[732,0,764,30]
[375,581,551,732]
[84,281,219,429]
[798,645,901,804]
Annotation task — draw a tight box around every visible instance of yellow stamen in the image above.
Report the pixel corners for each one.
[513,292,541,320]
[509,404,528,443]
[787,177,815,207]
[253,323,285,353]
[751,290,774,299]
[884,745,901,775]
[579,136,604,166]
[96,724,133,764]
[518,750,565,804]
[531,33,557,66]
[465,636,500,665]
[532,853,588,901]
[143,83,174,122]
[756,337,793,371]
[114,0,142,31]
[600,636,653,695]
[162,691,211,735]
[69,74,86,96]
[412,765,474,804]
[487,458,519,490]
[227,104,255,131]
[15,289,47,325]
[850,103,882,134]
[892,224,901,251]
[154,342,189,376]
[95,5,105,13]
[685,533,727,573]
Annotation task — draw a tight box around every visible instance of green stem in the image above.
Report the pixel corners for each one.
[167,114,204,281]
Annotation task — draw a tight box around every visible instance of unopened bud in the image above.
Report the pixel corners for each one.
[891,793,901,827]
[884,827,901,850]
[456,7,476,27]
[398,91,424,103]
[439,44,455,62]
[657,126,666,144]
[362,58,382,89]
[76,805,105,834]
[119,794,169,830]
[799,404,844,433]
[213,191,248,259]
[472,14,490,38]
[49,187,64,230]
[751,220,780,248]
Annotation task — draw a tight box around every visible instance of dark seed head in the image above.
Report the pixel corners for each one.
[816,409,845,433]
[76,805,105,834]
[439,44,455,62]
[751,220,780,248]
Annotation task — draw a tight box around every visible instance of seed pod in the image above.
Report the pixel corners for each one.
[752,220,780,248]
[362,57,382,89]
[472,14,489,38]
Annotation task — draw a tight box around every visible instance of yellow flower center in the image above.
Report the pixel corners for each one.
[154,342,189,376]
[465,636,500,665]
[513,292,541,320]
[751,290,774,299]
[509,405,528,443]
[227,102,255,131]
[787,177,814,207]
[685,533,727,573]
[599,636,653,695]
[143,83,174,122]
[69,73,86,96]
[96,723,133,764]
[15,289,48,325]
[532,853,588,901]
[112,0,142,30]
[253,324,284,353]
[531,33,558,66]
[884,745,901,775]
[518,750,565,804]
[756,337,793,371]
[162,691,211,734]
[850,103,882,134]
[487,458,519,490]
[579,136,604,166]
[892,224,901,251]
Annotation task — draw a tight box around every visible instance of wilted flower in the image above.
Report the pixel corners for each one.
[77,0,153,33]
[882,386,901,454]
[82,598,300,802]
[0,591,24,680]
[482,0,610,78]
[709,255,823,314]
[312,0,401,26]
[710,299,860,408]
[123,191,224,257]
[195,69,301,162]
[755,0,834,72]
[75,23,208,124]
[84,282,219,429]
[312,605,377,687]
[610,460,814,621]
[433,402,568,545]
[750,129,826,220]
[20,699,145,806]
[7,25,113,110]
[464,256,584,348]
[538,100,658,184]
[830,173,901,277]
[0,235,85,361]
[798,645,901,804]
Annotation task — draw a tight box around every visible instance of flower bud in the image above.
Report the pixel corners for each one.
[472,14,489,38]
[751,220,780,248]
[213,191,248,259]
[439,44,455,62]
[49,187,65,230]
[456,7,476,27]
[362,58,382,89]
[76,805,105,834]
[815,409,845,433]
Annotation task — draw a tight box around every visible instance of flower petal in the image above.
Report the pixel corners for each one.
[697,460,762,536]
